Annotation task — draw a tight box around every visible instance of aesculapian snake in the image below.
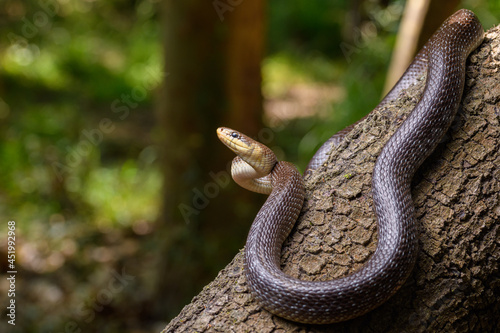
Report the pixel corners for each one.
[217,9,484,324]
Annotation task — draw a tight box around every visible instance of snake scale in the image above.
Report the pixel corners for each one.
[217,9,484,324]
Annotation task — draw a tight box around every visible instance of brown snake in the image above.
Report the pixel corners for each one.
[217,9,484,324]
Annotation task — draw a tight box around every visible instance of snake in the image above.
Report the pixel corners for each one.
[216,9,484,324]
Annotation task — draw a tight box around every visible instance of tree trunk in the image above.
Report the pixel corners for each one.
[163,25,500,333]
[155,0,265,320]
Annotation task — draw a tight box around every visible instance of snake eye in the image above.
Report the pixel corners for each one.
[231,132,239,139]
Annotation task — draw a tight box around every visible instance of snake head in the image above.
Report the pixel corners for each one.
[217,127,253,155]
[216,127,277,177]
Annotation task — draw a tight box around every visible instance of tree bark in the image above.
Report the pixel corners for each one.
[163,25,500,333]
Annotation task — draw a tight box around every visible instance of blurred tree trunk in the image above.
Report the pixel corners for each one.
[155,0,265,320]
[163,25,500,333]
[343,0,363,43]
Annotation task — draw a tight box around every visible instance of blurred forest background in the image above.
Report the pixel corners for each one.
[0,0,499,332]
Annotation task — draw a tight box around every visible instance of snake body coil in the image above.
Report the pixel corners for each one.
[217,9,484,324]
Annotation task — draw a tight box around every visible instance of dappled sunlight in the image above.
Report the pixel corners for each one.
[82,161,162,228]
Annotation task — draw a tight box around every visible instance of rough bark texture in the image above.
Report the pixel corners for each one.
[163,25,500,333]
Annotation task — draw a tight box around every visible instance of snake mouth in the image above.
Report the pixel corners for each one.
[217,127,253,154]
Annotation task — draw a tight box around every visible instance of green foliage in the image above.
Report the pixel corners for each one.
[82,159,161,228]
[262,51,343,97]
[0,0,162,226]
[268,0,348,56]
[0,1,162,330]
